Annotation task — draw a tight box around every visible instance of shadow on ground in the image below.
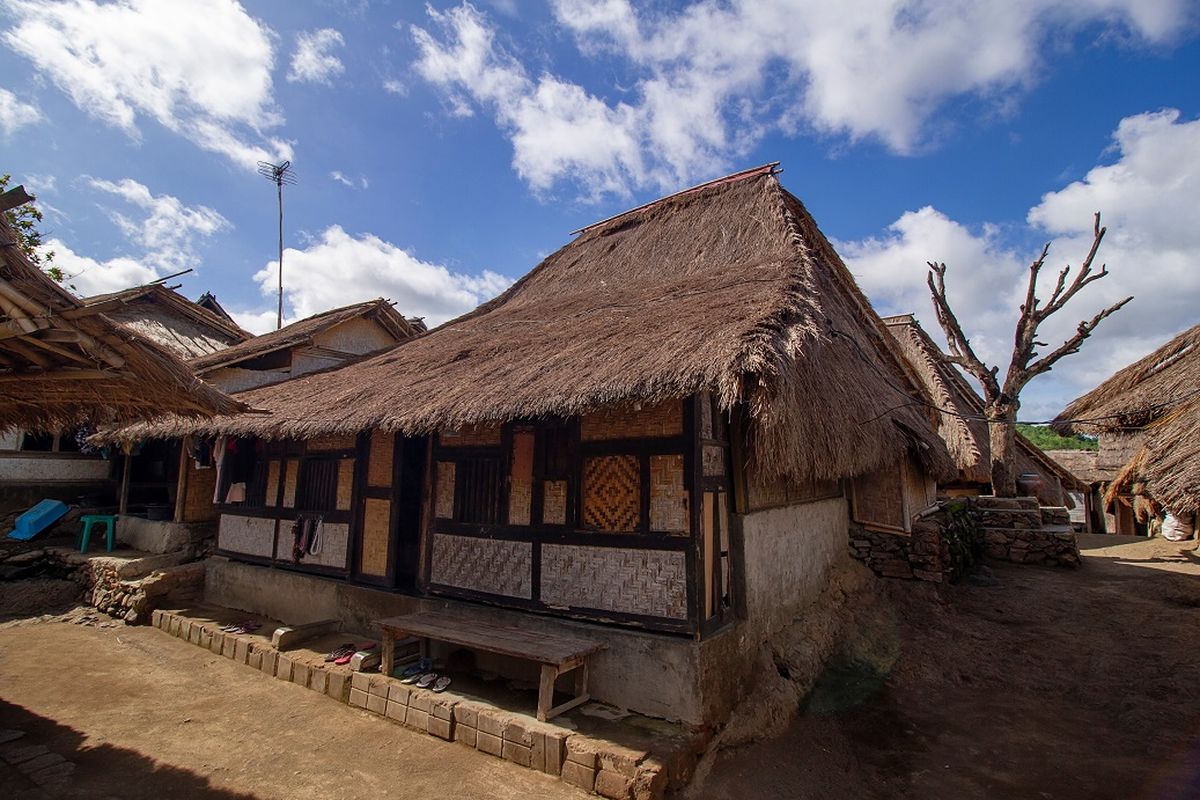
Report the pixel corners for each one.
[0,699,258,799]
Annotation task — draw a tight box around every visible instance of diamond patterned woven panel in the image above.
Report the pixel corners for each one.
[582,455,640,532]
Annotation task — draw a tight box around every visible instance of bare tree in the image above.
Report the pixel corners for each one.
[927,212,1131,496]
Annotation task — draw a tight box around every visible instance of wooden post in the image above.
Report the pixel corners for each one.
[174,436,190,523]
[118,443,133,517]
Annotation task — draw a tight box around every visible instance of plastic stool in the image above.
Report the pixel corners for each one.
[79,514,116,553]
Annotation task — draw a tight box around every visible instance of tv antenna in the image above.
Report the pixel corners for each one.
[257,159,297,330]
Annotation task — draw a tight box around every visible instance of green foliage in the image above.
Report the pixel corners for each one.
[1016,423,1098,452]
[942,499,981,582]
[1,173,61,282]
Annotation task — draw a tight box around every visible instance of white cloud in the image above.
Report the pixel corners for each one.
[841,108,1200,419]
[288,27,345,85]
[86,177,229,273]
[411,1,1192,196]
[47,239,159,296]
[382,78,407,96]
[0,87,42,134]
[330,170,353,187]
[247,224,511,331]
[3,0,290,169]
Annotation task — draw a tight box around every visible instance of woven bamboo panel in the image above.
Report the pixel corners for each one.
[699,392,713,439]
[853,465,906,531]
[649,454,688,534]
[282,459,299,508]
[431,534,532,598]
[508,431,533,526]
[581,399,682,441]
[902,456,936,514]
[182,460,218,522]
[543,480,567,525]
[336,458,355,511]
[435,461,455,519]
[218,514,275,557]
[439,423,501,447]
[746,467,843,512]
[359,497,391,577]
[582,455,640,532]
[308,433,357,451]
[367,430,393,487]
[276,521,350,568]
[264,460,280,507]
[702,444,725,477]
[541,545,687,619]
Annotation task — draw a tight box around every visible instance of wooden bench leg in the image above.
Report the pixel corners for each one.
[381,628,395,677]
[537,664,557,723]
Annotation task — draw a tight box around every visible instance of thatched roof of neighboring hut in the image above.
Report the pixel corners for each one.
[107,165,955,483]
[188,298,419,374]
[883,314,1080,501]
[0,186,244,430]
[1054,323,1200,435]
[1043,449,1108,485]
[84,283,249,359]
[1121,397,1200,514]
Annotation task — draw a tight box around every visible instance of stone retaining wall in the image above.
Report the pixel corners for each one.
[151,609,689,799]
[848,518,947,583]
[978,527,1080,566]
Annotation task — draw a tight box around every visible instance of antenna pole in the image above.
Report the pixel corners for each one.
[276,177,283,330]
[257,159,297,332]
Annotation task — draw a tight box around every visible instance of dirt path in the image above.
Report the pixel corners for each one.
[0,618,579,799]
[697,535,1200,800]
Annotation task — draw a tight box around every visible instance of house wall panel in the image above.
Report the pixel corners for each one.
[581,400,683,441]
[218,514,276,558]
[430,534,532,599]
[540,544,688,619]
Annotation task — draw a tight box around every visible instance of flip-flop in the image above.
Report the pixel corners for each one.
[334,650,355,666]
[432,676,452,693]
[415,672,438,689]
[325,643,354,662]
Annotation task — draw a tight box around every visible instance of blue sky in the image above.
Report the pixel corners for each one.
[0,0,1197,420]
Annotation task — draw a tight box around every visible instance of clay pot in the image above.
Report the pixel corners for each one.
[1016,472,1044,498]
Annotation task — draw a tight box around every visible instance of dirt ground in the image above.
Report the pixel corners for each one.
[698,534,1200,799]
[0,615,579,799]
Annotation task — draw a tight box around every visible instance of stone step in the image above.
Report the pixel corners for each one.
[976,508,1044,530]
[1040,506,1071,526]
[975,496,1040,511]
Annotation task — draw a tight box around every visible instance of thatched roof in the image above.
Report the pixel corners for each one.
[84,283,249,359]
[883,315,1080,501]
[0,186,244,430]
[1120,397,1200,515]
[189,298,419,374]
[1055,323,1200,435]
[106,166,955,483]
[1043,449,1108,485]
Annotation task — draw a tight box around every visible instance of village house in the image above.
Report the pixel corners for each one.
[882,314,1084,518]
[1054,323,1199,538]
[109,165,955,727]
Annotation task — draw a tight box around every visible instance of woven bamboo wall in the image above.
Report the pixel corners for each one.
[274,520,350,569]
[367,430,393,487]
[431,533,532,598]
[853,465,906,531]
[308,433,357,451]
[508,431,534,525]
[218,514,275,557]
[359,497,391,577]
[541,544,688,619]
[336,458,355,511]
[439,423,501,447]
[543,479,567,525]
[282,459,298,508]
[649,454,688,534]
[435,461,455,519]
[746,467,843,512]
[580,399,682,441]
[182,459,218,522]
[582,455,640,532]
[264,459,280,507]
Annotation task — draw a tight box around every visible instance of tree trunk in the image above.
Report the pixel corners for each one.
[988,409,1017,497]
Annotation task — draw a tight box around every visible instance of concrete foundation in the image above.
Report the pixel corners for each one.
[118,516,213,555]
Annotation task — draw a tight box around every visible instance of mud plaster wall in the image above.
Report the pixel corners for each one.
[738,496,851,637]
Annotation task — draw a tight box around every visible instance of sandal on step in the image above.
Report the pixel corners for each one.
[415,672,438,689]
[432,676,452,693]
[325,643,354,662]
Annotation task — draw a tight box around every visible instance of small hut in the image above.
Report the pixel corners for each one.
[82,283,249,360]
[1055,323,1199,536]
[883,314,1081,508]
[110,165,953,725]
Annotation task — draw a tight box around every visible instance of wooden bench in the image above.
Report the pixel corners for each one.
[377,610,605,722]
